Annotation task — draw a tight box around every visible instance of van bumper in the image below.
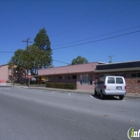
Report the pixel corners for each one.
[104,91,127,96]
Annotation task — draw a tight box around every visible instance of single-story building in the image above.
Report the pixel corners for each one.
[1,60,140,93]
[37,60,140,93]
[37,62,102,90]
[95,60,140,93]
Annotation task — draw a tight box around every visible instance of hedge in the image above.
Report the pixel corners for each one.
[46,82,76,89]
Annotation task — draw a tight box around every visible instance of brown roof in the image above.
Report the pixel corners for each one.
[38,62,98,76]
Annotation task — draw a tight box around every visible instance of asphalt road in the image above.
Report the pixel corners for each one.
[0,87,140,140]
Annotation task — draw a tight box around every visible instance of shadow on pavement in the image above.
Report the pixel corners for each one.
[91,94,120,100]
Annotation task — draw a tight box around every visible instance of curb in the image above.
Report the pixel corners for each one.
[13,85,140,98]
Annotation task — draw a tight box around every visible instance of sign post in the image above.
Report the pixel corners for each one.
[28,75,31,79]
[27,75,31,87]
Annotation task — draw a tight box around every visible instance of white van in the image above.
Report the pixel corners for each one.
[94,76,126,100]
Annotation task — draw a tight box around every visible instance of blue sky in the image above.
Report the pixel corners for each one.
[0,0,140,67]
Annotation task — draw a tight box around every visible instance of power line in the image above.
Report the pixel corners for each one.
[1,25,140,54]
[0,29,140,54]
[0,50,70,64]
[50,2,140,38]
[52,25,140,48]
[49,0,113,34]
[0,29,140,53]
[53,59,70,65]
[52,30,140,50]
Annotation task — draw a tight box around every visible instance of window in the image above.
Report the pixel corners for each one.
[8,69,12,74]
[107,77,115,84]
[99,74,104,77]
[72,75,77,79]
[114,74,120,76]
[80,74,89,85]
[131,73,140,78]
[116,78,123,84]
[120,74,126,78]
[62,76,65,79]
[114,73,126,78]
[59,76,62,79]
[8,76,11,81]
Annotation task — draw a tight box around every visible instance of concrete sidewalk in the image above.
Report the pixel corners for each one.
[13,85,140,98]
[0,83,13,87]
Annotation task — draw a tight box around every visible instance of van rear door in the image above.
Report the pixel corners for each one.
[105,77,116,94]
[115,77,126,94]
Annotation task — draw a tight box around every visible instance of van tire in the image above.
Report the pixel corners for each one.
[100,92,105,100]
[94,90,97,96]
[119,95,124,100]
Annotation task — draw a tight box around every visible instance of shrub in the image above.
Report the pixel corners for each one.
[46,82,76,89]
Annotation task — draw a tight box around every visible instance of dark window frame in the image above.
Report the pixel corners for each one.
[131,73,140,78]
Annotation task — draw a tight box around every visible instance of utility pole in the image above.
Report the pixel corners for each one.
[12,61,14,85]
[22,38,31,87]
[108,55,114,63]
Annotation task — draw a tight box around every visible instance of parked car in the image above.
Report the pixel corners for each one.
[94,76,126,100]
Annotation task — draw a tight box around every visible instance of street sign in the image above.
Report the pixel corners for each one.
[28,75,32,79]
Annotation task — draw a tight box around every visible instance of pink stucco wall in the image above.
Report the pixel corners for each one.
[37,63,98,91]
[38,62,98,76]
[0,64,8,81]
[48,75,76,83]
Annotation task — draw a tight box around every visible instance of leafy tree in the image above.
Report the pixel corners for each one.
[28,45,52,74]
[8,49,27,82]
[9,27,53,78]
[9,49,27,69]
[71,56,88,65]
[9,45,52,76]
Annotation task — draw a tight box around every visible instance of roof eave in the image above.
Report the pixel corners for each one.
[35,70,95,77]
[94,67,140,73]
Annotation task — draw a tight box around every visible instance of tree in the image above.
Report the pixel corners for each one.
[9,45,52,76]
[34,28,52,68]
[34,28,52,51]
[8,49,27,83]
[9,49,27,69]
[71,56,88,65]
[9,27,53,78]
[28,45,52,74]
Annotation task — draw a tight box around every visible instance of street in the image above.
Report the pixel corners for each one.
[0,87,140,140]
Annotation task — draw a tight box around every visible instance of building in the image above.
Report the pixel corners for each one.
[37,62,100,90]
[37,60,140,93]
[95,60,140,93]
[0,64,26,83]
[0,64,9,83]
[1,60,140,93]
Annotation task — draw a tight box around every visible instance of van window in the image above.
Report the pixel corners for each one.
[107,77,115,84]
[116,78,123,84]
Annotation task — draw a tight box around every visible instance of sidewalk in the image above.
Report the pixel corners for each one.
[0,83,13,87]
[13,85,140,98]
